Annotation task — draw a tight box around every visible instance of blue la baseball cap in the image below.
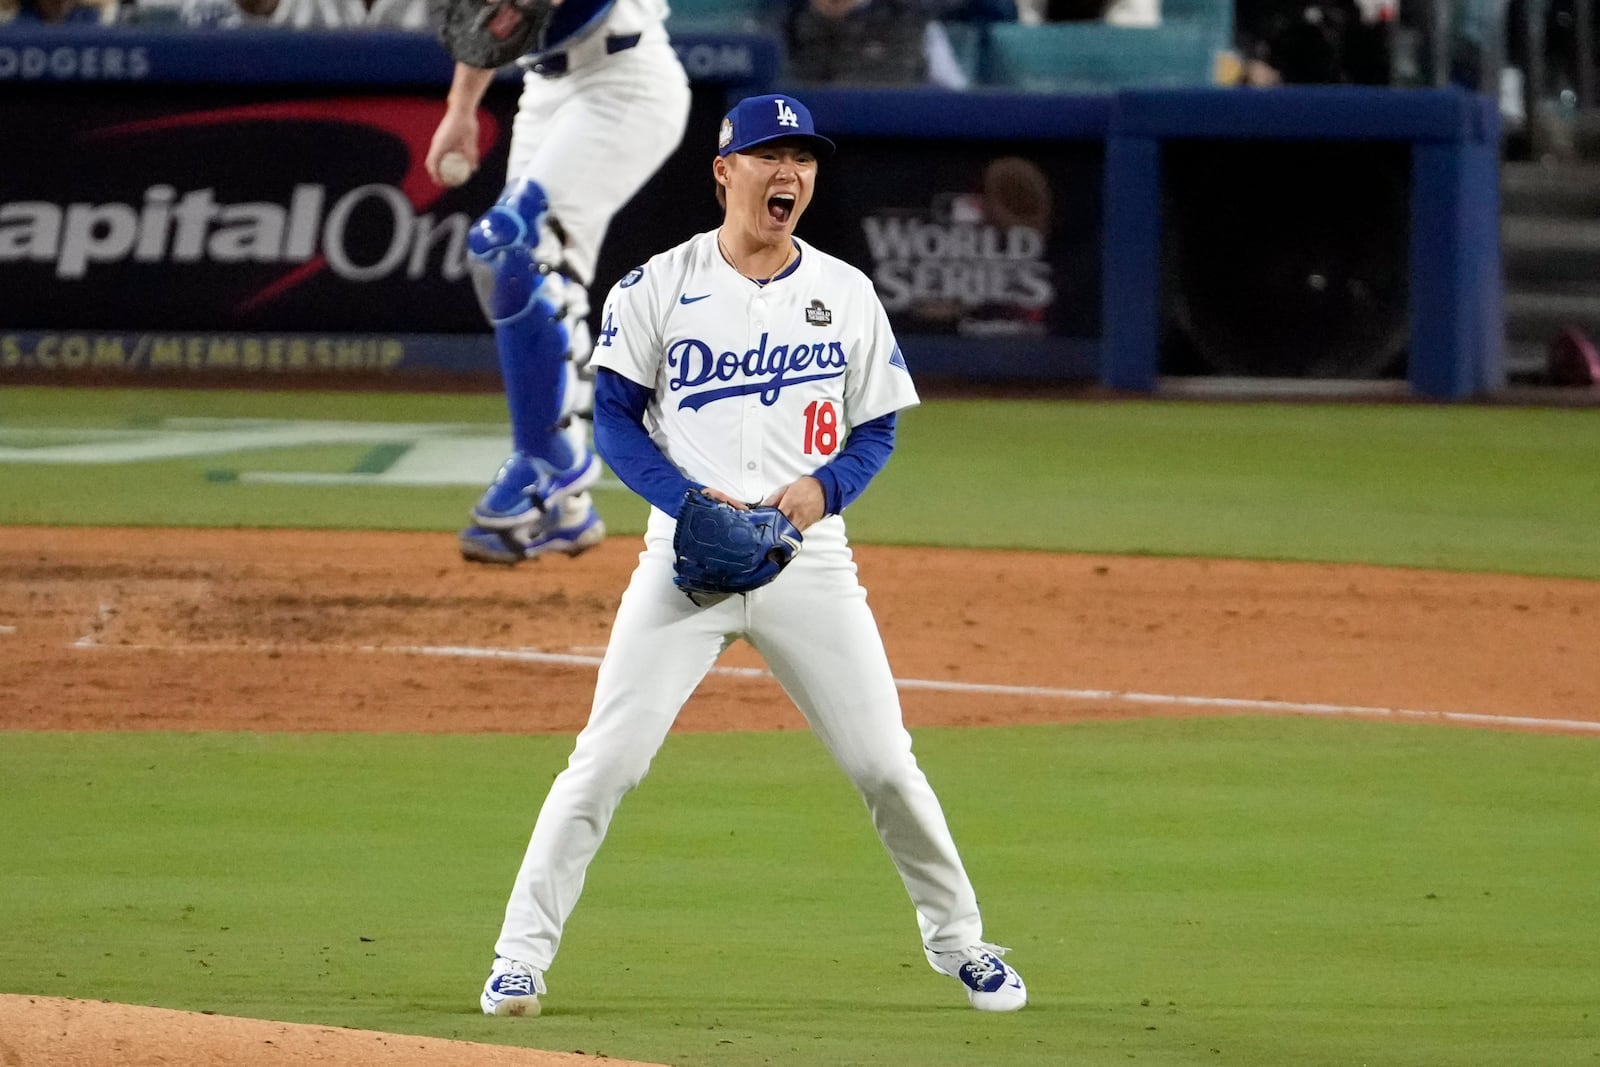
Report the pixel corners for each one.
[717,94,836,158]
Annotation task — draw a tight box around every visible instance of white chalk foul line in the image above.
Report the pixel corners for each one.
[0,624,16,635]
[379,643,1600,736]
[381,643,775,680]
[68,638,1600,736]
[899,678,1600,734]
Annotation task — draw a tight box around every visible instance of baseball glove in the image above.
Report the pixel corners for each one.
[672,490,803,598]
[429,0,553,70]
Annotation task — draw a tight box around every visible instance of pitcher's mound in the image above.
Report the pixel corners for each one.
[0,995,671,1067]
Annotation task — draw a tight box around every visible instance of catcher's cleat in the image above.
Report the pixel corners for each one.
[924,943,1028,1012]
[481,956,545,1017]
[471,449,600,530]
[460,497,606,566]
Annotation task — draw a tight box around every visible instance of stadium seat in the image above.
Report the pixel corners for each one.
[665,0,776,32]
[1159,0,1232,35]
[981,20,1229,92]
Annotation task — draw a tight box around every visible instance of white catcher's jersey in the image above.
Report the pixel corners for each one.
[505,0,688,286]
[592,230,920,532]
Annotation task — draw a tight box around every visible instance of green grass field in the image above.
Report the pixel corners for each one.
[3,721,1597,1066]
[2,385,1598,1065]
[3,385,1599,576]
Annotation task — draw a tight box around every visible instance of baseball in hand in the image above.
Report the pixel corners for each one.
[438,150,474,188]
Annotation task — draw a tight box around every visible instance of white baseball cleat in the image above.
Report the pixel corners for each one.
[925,942,1028,1012]
[481,956,546,1017]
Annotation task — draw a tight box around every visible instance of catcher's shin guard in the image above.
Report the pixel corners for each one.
[468,178,580,469]
[560,284,595,465]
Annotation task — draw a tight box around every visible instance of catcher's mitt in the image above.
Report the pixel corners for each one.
[429,0,553,70]
[672,489,803,599]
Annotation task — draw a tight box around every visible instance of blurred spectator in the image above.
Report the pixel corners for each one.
[927,0,1015,19]
[249,0,429,28]
[5,0,117,22]
[786,0,973,89]
[1234,0,1390,84]
[1507,0,1600,98]
[1014,0,1158,27]
[119,0,245,26]
[121,0,425,27]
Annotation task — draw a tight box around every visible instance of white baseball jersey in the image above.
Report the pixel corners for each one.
[592,229,920,541]
[492,228,987,979]
[505,26,689,287]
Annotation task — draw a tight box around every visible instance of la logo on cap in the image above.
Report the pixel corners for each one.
[717,93,835,157]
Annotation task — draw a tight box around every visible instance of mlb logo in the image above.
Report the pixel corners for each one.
[805,300,832,326]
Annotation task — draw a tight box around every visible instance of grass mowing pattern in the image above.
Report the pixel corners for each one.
[2,719,1596,1066]
[860,400,1600,577]
[4,387,1600,576]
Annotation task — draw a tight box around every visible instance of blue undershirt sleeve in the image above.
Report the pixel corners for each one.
[593,368,697,515]
[810,412,896,516]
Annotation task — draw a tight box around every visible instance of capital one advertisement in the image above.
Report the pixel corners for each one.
[0,85,510,335]
[1,86,1102,381]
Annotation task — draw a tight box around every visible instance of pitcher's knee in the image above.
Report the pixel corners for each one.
[844,756,923,800]
[566,730,664,794]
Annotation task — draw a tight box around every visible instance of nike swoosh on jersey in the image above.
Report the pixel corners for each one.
[679,293,711,304]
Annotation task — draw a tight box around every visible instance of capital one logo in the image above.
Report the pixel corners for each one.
[0,99,500,311]
[775,100,799,129]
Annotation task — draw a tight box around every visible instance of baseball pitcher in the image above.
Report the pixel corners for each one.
[476,94,1028,1017]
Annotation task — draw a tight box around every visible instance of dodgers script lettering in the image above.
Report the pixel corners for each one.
[666,331,846,411]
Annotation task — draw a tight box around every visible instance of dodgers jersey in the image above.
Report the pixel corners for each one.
[593,230,919,518]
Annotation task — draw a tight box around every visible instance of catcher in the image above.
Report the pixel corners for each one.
[424,0,691,565]
[477,93,1028,1018]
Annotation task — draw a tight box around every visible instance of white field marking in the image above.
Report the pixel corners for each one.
[72,602,117,649]
[893,678,1600,734]
[378,643,774,678]
[0,420,494,464]
[70,637,1600,736]
[0,624,16,634]
[236,431,509,487]
[238,471,628,492]
[0,416,629,489]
